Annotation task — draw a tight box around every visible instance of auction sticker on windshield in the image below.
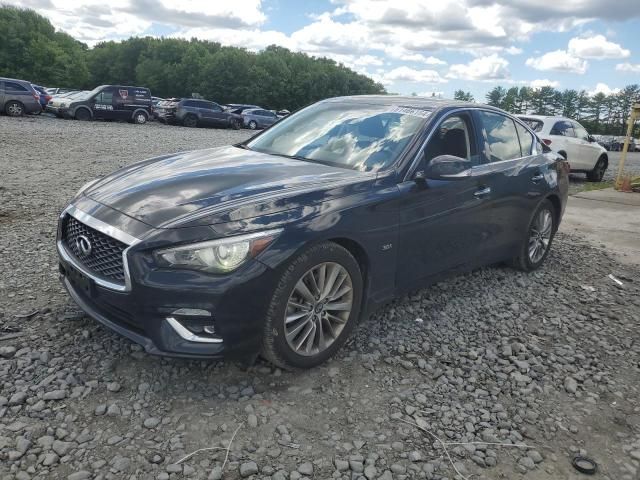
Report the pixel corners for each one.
[388,106,432,118]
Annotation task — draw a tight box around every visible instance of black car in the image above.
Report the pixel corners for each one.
[57,96,568,369]
[60,85,152,124]
[158,98,242,129]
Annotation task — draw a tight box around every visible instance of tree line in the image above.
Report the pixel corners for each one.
[455,86,640,136]
[0,6,385,110]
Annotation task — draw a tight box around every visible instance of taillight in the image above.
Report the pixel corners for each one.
[33,93,40,101]
[542,139,552,146]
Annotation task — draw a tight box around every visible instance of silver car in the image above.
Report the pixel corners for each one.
[242,108,279,129]
[0,77,42,116]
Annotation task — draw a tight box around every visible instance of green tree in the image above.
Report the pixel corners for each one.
[453,90,474,102]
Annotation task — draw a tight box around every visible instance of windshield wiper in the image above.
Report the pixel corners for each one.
[235,143,252,151]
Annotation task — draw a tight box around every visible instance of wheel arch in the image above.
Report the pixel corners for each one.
[545,194,562,233]
[557,150,567,159]
[327,237,371,318]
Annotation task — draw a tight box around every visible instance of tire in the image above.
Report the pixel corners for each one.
[262,242,363,369]
[133,111,148,124]
[5,101,24,117]
[510,199,557,272]
[586,156,607,182]
[230,118,241,130]
[75,108,91,121]
[248,120,258,130]
[183,114,197,128]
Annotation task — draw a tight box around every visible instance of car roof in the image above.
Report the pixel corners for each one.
[517,114,569,122]
[324,95,481,110]
[0,77,32,83]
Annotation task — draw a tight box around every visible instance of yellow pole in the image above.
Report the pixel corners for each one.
[616,103,640,189]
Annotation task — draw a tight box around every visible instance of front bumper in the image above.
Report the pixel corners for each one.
[57,206,277,360]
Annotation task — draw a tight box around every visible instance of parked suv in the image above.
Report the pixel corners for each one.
[61,85,153,124]
[517,115,608,181]
[242,108,279,129]
[0,77,42,116]
[159,99,242,129]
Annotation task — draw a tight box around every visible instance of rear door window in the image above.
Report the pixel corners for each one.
[550,121,575,137]
[477,111,522,162]
[515,122,534,156]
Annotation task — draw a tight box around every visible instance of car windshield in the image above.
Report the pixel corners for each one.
[246,101,430,172]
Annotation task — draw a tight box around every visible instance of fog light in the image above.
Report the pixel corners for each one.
[203,325,216,334]
[166,317,222,344]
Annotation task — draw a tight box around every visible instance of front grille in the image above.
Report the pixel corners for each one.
[62,215,127,283]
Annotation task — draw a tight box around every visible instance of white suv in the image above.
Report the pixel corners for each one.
[517,115,608,182]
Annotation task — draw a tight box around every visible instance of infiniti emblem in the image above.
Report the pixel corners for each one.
[76,235,92,257]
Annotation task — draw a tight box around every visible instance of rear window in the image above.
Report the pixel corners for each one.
[519,117,543,132]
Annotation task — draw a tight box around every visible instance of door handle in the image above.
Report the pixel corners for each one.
[531,174,544,183]
[474,186,491,198]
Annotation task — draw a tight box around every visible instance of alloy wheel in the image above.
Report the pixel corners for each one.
[135,113,146,124]
[528,208,553,263]
[284,262,353,357]
[7,102,23,116]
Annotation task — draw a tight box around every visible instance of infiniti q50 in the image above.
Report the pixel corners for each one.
[57,96,568,369]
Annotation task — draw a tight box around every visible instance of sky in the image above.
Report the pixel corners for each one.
[9,0,640,100]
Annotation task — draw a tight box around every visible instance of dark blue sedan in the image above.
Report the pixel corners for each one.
[56,96,568,369]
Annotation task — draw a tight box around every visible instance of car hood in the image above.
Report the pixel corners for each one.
[84,146,373,229]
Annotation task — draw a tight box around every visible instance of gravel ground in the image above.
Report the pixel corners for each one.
[1,115,640,480]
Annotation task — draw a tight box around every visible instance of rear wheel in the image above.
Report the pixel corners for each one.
[75,108,91,121]
[5,101,24,116]
[262,242,363,369]
[248,120,258,130]
[133,111,148,124]
[183,114,197,127]
[586,156,607,182]
[510,199,556,272]
[230,118,241,130]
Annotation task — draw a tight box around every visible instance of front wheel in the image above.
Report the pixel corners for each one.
[262,242,363,369]
[230,118,241,130]
[248,120,258,130]
[510,199,557,272]
[75,108,91,121]
[586,156,607,182]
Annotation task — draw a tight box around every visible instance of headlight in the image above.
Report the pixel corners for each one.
[154,229,283,274]
[60,102,67,108]
[75,178,101,197]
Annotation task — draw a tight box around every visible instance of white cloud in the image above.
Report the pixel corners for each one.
[567,34,630,59]
[525,50,588,74]
[588,82,621,96]
[3,0,267,45]
[615,63,640,73]
[383,66,448,84]
[447,54,510,81]
[530,79,560,88]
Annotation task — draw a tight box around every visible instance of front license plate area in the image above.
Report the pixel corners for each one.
[65,263,95,296]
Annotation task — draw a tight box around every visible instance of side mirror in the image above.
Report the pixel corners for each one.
[588,135,596,143]
[421,154,472,180]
